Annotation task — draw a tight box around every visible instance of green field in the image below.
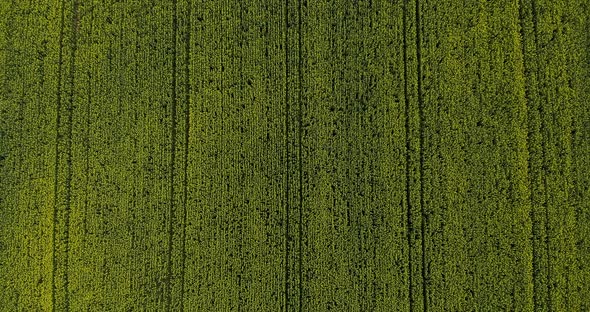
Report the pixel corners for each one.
[1,0,589,310]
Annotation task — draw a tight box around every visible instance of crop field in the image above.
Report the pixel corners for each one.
[1,0,589,311]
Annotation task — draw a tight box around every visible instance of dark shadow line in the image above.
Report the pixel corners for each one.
[63,1,81,310]
[285,0,290,310]
[414,0,427,310]
[402,0,414,311]
[179,0,192,310]
[52,0,68,309]
[517,1,538,309]
[530,1,552,309]
[297,0,304,311]
[166,0,179,310]
[297,0,303,311]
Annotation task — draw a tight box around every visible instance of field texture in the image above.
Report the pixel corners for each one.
[1,0,589,311]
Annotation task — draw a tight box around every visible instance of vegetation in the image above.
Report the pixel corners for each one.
[0,0,588,310]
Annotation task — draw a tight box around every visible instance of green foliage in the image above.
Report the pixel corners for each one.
[0,0,588,310]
